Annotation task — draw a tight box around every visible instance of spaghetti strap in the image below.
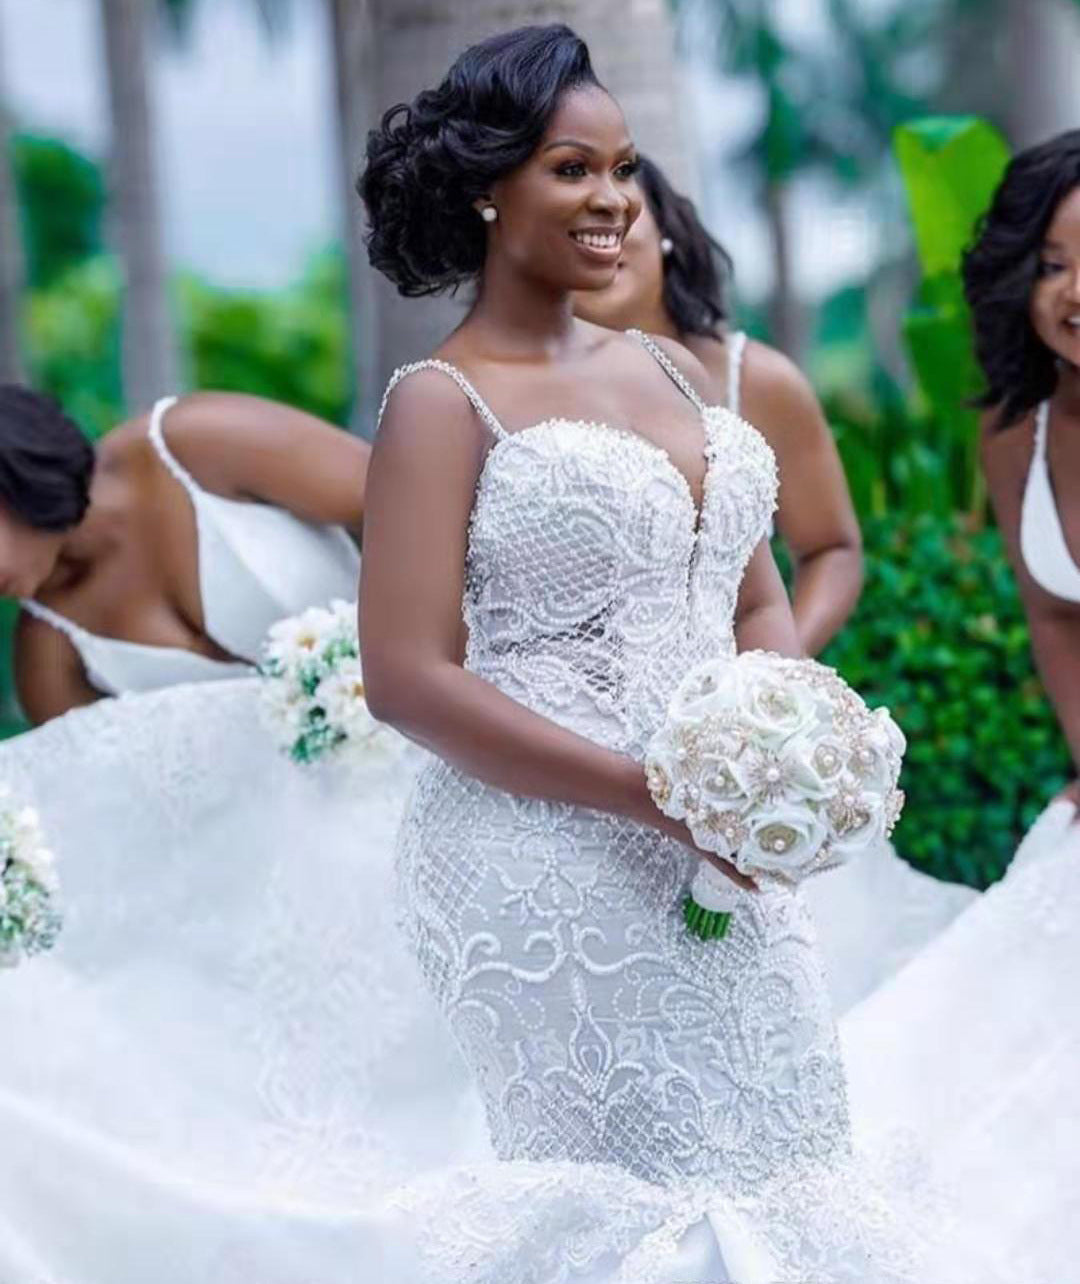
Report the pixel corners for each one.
[19,598,87,645]
[1034,400,1050,456]
[377,360,508,439]
[626,328,707,414]
[726,330,748,416]
[146,396,196,496]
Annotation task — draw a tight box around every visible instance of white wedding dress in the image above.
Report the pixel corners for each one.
[331,346,1076,1282]
[347,332,988,1282]
[0,375,1074,1281]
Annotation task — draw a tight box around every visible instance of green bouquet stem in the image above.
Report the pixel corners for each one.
[682,895,732,941]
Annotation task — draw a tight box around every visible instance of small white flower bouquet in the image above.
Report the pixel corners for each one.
[0,786,62,967]
[645,651,906,940]
[258,599,402,769]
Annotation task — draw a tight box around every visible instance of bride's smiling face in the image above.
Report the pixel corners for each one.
[1031,184,1080,367]
[572,196,667,330]
[481,85,643,293]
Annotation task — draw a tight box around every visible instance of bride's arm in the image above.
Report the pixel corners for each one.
[734,538,803,657]
[359,371,754,888]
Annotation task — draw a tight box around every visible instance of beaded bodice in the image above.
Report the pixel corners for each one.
[378,331,778,754]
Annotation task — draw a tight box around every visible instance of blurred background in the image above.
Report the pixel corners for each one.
[1,0,1079,883]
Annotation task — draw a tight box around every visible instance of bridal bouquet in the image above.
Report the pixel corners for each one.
[0,785,62,967]
[645,651,906,940]
[258,599,403,768]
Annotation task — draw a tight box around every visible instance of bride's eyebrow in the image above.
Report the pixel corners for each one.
[541,138,636,156]
[542,138,596,153]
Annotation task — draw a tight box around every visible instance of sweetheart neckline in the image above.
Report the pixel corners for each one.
[475,410,737,539]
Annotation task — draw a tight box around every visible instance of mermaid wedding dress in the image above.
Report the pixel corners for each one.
[357,331,982,1282]
[339,343,1077,1282]
[0,375,1073,1280]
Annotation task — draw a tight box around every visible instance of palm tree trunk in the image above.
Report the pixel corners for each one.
[327,0,384,435]
[0,16,24,383]
[763,177,802,360]
[366,0,692,386]
[98,0,178,411]
[1004,0,1080,148]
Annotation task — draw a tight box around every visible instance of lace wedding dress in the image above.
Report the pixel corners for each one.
[0,371,1073,1281]
[368,330,979,1282]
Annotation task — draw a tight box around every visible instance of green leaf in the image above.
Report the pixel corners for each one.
[894,116,1010,277]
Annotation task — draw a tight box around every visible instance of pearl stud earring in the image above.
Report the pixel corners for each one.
[660,236,674,256]
[480,205,498,223]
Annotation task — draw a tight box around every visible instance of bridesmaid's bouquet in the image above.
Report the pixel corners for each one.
[0,786,62,967]
[645,652,906,940]
[258,599,403,768]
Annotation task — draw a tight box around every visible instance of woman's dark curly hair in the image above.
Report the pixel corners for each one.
[637,155,733,337]
[0,385,94,531]
[962,129,1080,430]
[358,24,602,297]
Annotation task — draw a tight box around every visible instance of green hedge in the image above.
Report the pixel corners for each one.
[818,514,1071,887]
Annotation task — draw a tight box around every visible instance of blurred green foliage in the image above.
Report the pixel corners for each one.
[895,116,1010,516]
[12,133,106,289]
[0,600,23,740]
[179,249,350,427]
[24,256,124,438]
[20,250,350,441]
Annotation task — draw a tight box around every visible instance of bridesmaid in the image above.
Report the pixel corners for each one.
[573,155,862,655]
[968,130,1080,807]
[0,385,368,722]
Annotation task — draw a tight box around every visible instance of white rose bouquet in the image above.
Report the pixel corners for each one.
[258,599,403,768]
[0,786,62,967]
[645,651,906,940]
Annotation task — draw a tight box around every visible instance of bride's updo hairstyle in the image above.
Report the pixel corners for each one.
[962,129,1080,429]
[0,385,94,531]
[359,24,601,297]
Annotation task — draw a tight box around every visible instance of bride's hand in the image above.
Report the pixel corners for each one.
[652,812,759,892]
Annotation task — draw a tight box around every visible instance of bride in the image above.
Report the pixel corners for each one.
[350,22,987,1281]
[0,32,1075,1281]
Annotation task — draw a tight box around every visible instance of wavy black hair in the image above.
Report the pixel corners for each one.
[358,24,602,297]
[962,129,1080,430]
[0,385,94,531]
[637,155,733,336]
